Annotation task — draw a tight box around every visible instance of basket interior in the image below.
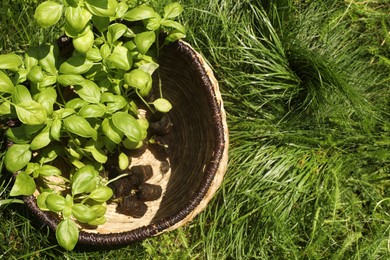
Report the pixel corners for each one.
[24,40,227,246]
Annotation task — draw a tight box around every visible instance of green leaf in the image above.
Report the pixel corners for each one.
[59,55,94,75]
[101,93,127,113]
[56,219,79,251]
[65,98,88,110]
[5,144,32,172]
[107,23,128,44]
[100,44,111,59]
[15,100,47,125]
[75,80,101,103]
[165,31,186,44]
[71,165,99,195]
[30,128,51,150]
[46,193,66,212]
[38,165,61,177]
[87,216,106,226]
[34,88,57,115]
[116,1,129,18]
[0,70,15,93]
[102,118,123,144]
[86,144,108,163]
[37,192,51,211]
[112,112,143,143]
[153,98,172,113]
[86,47,102,62]
[27,65,45,83]
[12,85,32,104]
[38,44,59,76]
[0,54,23,71]
[9,172,36,196]
[122,5,157,21]
[90,204,106,217]
[106,45,133,71]
[63,115,97,139]
[71,204,97,223]
[163,2,183,19]
[124,69,152,96]
[85,0,118,17]
[57,74,85,86]
[50,118,62,141]
[88,186,113,203]
[146,16,162,31]
[118,152,129,170]
[161,20,186,34]
[0,102,11,115]
[34,1,64,28]
[78,104,106,118]
[64,6,92,33]
[91,15,110,33]
[73,29,94,53]
[134,31,156,55]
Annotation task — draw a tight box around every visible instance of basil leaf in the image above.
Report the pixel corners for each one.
[91,15,110,33]
[15,100,47,125]
[57,74,85,86]
[163,2,183,19]
[0,102,11,115]
[84,0,117,17]
[0,70,15,93]
[50,118,62,141]
[4,144,31,172]
[64,6,92,33]
[38,44,60,76]
[106,45,133,71]
[88,186,113,203]
[165,31,186,44]
[73,29,94,54]
[65,98,88,110]
[9,171,36,196]
[101,93,127,113]
[118,152,129,170]
[153,98,172,113]
[102,118,123,144]
[37,192,51,211]
[30,128,51,150]
[75,80,101,104]
[134,31,156,55]
[161,20,186,34]
[59,55,94,75]
[12,85,32,104]
[71,165,99,195]
[63,115,97,139]
[0,53,23,71]
[87,216,106,226]
[122,5,157,21]
[27,65,45,83]
[85,142,108,163]
[34,88,57,115]
[56,219,79,251]
[34,1,64,28]
[86,47,102,62]
[107,23,128,45]
[38,165,61,177]
[112,112,143,143]
[124,69,152,96]
[90,204,106,217]
[78,104,106,118]
[71,204,97,223]
[46,193,66,212]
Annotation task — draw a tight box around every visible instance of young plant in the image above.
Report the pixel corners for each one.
[0,0,185,251]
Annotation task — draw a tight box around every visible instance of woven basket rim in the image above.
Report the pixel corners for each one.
[23,39,229,246]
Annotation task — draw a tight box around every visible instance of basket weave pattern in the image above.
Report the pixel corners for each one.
[23,40,228,246]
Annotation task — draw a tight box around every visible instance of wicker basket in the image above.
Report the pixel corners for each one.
[23,40,229,246]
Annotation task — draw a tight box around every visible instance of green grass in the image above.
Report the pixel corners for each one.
[1,0,389,259]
